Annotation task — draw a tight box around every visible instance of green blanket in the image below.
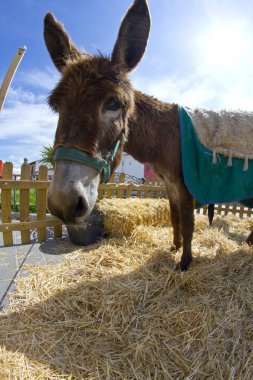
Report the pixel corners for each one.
[179,106,253,208]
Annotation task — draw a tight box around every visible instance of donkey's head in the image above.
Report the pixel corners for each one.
[44,0,151,225]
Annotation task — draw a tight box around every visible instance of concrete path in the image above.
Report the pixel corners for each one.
[0,227,77,311]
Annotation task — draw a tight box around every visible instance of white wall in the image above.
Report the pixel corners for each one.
[33,161,54,175]
[118,154,144,178]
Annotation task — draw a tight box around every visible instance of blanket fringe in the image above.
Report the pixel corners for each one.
[227,151,233,167]
[243,156,249,171]
[212,150,217,164]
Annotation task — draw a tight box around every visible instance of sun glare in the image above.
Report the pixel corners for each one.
[198,22,249,68]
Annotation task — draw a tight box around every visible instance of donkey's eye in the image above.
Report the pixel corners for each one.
[103,98,122,113]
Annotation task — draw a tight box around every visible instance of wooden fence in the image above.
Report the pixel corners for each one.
[196,203,253,218]
[0,164,167,246]
[0,162,252,246]
[98,172,166,199]
[0,162,62,246]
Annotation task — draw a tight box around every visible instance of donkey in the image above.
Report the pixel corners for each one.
[44,0,253,271]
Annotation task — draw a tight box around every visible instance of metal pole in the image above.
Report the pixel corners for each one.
[0,46,26,112]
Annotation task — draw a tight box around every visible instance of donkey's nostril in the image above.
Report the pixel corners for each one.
[74,197,87,218]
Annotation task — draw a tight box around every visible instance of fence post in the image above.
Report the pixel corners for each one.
[231,202,238,216]
[20,163,31,244]
[125,183,132,198]
[37,166,47,242]
[136,184,143,198]
[1,162,13,245]
[239,203,245,218]
[98,184,103,200]
[107,172,115,198]
[53,220,62,239]
[151,178,157,198]
[117,173,125,198]
[144,177,152,198]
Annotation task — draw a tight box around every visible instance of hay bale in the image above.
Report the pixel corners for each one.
[97,198,170,238]
[0,209,253,379]
[67,198,170,245]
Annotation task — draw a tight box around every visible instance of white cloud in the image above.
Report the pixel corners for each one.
[132,53,253,111]
[0,68,60,169]
[19,67,60,91]
[3,148,35,174]
[131,6,253,112]
[0,85,57,169]
[5,86,46,105]
[0,101,57,141]
[1,46,253,173]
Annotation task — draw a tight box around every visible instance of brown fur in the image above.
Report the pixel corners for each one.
[49,55,134,174]
[48,55,194,269]
[44,0,252,270]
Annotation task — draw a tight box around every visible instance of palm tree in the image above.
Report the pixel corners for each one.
[40,145,55,167]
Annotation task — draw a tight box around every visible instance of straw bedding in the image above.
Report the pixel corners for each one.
[0,199,253,379]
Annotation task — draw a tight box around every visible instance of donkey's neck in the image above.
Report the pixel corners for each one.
[125,90,179,164]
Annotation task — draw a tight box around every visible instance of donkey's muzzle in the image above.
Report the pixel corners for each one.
[74,196,88,218]
[47,192,89,225]
[47,161,100,225]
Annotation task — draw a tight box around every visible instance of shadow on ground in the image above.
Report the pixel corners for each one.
[0,242,252,379]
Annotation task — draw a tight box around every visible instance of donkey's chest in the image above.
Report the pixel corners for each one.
[179,106,253,205]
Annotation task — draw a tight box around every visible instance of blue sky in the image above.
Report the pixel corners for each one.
[1,0,253,172]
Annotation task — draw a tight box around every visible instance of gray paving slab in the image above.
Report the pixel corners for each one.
[0,251,17,280]
[0,243,32,311]
[0,244,33,254]
[0,226,74,311]
[0,280,13,301]
[0,281,16,310]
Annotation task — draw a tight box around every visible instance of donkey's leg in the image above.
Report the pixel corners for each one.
[165,183,182,250]
[169,199,182,250]
[178,187,195,271]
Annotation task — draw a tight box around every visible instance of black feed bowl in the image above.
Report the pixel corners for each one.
[66,208,105,246]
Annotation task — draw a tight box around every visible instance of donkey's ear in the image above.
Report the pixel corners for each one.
[44,13,81,72]
[111,0,151,72]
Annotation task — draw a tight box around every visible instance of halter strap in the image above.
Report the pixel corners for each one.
[54,139,121,183]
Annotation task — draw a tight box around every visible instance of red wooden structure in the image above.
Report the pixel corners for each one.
[144,163,157,179]
[0,160,3,177]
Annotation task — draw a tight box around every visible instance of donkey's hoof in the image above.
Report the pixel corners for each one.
[177,258,192,271]
[179,262,189,271]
